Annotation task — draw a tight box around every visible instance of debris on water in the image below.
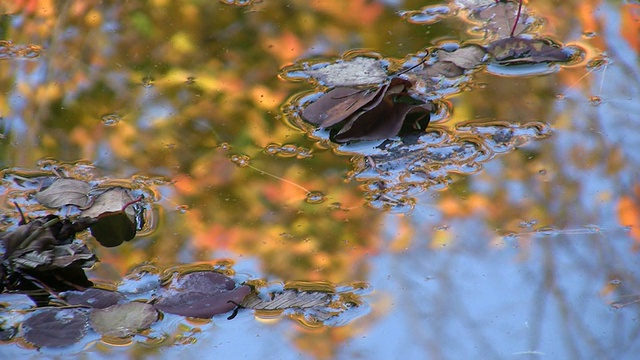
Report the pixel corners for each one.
[305,191,326,204]
[588,96,603,106]
[101,113,122,125]
[400,5,454,25]
[230,154,251,167]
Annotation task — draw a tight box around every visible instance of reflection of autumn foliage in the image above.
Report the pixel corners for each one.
[618,185,640,250]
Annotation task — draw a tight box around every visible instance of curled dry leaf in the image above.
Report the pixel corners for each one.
[89,302,158,338]
[34,178,91,208]
[154,271,251,318]
[22,308,89,348]
[302,77,434,143]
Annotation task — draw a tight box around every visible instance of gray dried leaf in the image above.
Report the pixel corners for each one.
[35,178,91,208]
[242,290,332,310]
[304,57,387,86]
[435,45,487,69]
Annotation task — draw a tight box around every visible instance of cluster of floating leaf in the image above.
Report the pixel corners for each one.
[280,0,584,211]
[0,168,150,306]
[0,263,368,349]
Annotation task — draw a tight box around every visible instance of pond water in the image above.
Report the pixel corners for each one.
[1,0,640,359]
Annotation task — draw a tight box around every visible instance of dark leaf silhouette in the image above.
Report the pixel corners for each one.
[34,178,91,208]
[81,187,140,247]
[487,37,573,65]
[89,302,158,337]
[63,288,124,309]
[302,77,433,143]
[154,271,251,318]
[22,308,89,348]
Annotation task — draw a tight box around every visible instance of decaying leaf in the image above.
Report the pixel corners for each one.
[302,77,433,143]
[22,308,88,348]
[487,37,573,65]
[303,57,387,86]
[89,302,158,337]
[81,187,139,247]
[154,271,251,318]
[34,178,91,208]
[242,290,332,310]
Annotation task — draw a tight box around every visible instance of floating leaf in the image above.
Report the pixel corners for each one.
[81,187,138,247]
[154,271,251,318]
[487,37,573,65]
[473,1,530,38]
[35,178,91,208]
[303,57,387,86]
[434,45,487,70]
[89,302,158,338]
[63,288,124,309]
[22,308,88,348]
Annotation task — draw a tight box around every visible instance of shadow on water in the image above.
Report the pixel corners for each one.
[1,0,640,358]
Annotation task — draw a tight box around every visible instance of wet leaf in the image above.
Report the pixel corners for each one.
[303,57,387,86]
[434,45,487,69]
[63,288,124,309]
[34,178,91,208]
[89,302,158,337]
[423,61,464,78]
[81,187,138,247]
[22,308,88,348]
[154,271,251,318]
[487,37,572,65]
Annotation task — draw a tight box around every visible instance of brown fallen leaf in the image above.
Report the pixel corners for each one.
[487,37,573,65]
[302,77,433,143]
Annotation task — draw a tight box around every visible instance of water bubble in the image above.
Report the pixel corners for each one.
[279,144,298,157]
[296,147,313,159]
[582,31,597,38]
[588,96,603,106]
[219,142,232,151]
[185,76,196,85]
[264,143,280,155]
[230,154,250,167]
[610,279,622,285]
[101,113,122,125]
[555,94,565,100]
[538,169,547,175]
[305,191,326,204]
